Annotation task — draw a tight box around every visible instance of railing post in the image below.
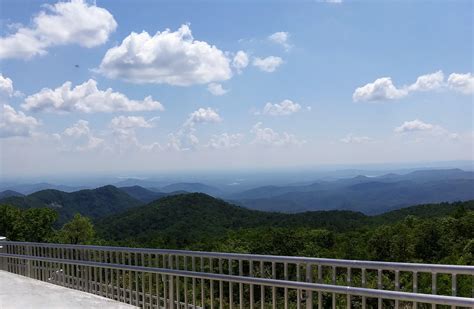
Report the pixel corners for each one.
[306,263,313,309]
[26,245,32,278]
[0,237,5,271]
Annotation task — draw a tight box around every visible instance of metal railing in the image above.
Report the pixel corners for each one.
[0,241,473,308]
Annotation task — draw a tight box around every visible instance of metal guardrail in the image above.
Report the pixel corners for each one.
[0,241,473,308]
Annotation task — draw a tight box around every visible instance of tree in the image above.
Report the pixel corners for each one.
[60,213,95,244]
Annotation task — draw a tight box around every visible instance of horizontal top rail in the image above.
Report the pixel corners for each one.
[1,252,473,307]
[2,240,473,275]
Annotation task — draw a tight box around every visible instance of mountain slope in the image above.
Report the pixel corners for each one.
[0,185,143,224]
[119,186,168,203]
[96,193,368,247]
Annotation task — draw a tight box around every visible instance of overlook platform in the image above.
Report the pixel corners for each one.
[1,241,473,308]
[0,270,136,309]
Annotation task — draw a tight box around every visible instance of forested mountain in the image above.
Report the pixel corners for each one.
[96,193,368,248]
[0,190,24,199]
[96,193,474,254]
[0,185,143,224]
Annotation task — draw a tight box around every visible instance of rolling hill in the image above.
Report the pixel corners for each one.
[0,185,143,224]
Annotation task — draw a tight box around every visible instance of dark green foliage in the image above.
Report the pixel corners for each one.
[58,213,95,244]
[0,204,57,242]
[0,185,143,225]
[96,193,368,248]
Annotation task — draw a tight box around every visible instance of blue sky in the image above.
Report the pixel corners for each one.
[0,0,472,177]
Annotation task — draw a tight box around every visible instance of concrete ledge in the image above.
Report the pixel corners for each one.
[0,270,137,309]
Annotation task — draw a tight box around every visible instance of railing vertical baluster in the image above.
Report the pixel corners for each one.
[135,253,140,307]
[229,258,233,308]
[184,255,188,308]
[239,259,243,309]
[395,270,400,309]
[168,255,174,309]
[219,258,224,309]
[141,253,146,307]
[210,258,215,308]
[250,260,254,309]
[347,267,351,309]
[413,271,418,309]
[317,265,323,309]
[452,273,457,309]
[128,253,133,305]
[377,269,383,309]
[260,260,265,309]
[432,272,437,309]
[200,257,205,309]
[361,268,366,309]
[149,254,154,308]
[284,262,288,309]
[332,266,336,309]
[297,263,301,309]
[191,256,196,308]
[176,255,180,308]
[306,263,313,309]
[272,262,276,309]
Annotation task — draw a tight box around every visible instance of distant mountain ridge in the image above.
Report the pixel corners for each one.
[228,169,474,214]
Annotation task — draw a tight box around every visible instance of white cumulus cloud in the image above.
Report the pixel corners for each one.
[98,24,232,86]
[232,51,249,73]
[0,0,117,60]
[407,71,445,92]
[253,56,283,72]
[353,77,408,102]
[447,73,474,94]
[207,83,228,96]
[262,99,301,116]
[268,32,291,51]
[22,79,164,113]
[354,71,473,102]
[0,104,40,138]
[185,107,222,127]
[251,122,305,147]
[0,74,14,96]
[59,120,104,152]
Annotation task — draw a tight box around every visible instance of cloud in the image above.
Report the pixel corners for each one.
[109,116,159,152]
[168,107,222,151]
[207,83,228,96]
[0,74,23,97]
[0,0,116,60]
[407,71,444,92]
[252,56,283,72]
[185,107,222,127]
[268,32,292,51]
[22,79,164,113]
[58,120,104,152]
[0,104,40,138]
[98,24,232,86]
[354,71,473,102]
[251,122,305,147]
[353,77,408,102]
[394,119,434,133]
[232,51,249,73]
[207,133,244,149]
[340,133,373,144]
[0,74,14,96]
[262,99,301,116]
[447,73,474,94]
